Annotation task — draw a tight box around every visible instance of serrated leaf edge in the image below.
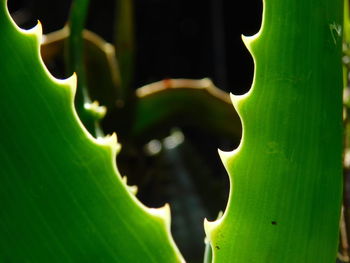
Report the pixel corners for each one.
[3,1,182,260]
[203,0,266,259]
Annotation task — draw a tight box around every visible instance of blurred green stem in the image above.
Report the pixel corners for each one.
[114,0,135,105]
[66,0,105,136]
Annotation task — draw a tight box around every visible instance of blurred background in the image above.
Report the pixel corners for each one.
[8,0,261,94]
[8,0,262,262]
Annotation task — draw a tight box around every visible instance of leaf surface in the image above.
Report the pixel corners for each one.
[0,1,183,262]
[133,78,241,143]
[205,0,344,262]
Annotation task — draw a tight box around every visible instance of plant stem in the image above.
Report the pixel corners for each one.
[66,0,105,137]
[114,0,135,105]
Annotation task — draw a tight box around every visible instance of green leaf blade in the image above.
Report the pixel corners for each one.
[0,2,183,262]
[205,0,344,262]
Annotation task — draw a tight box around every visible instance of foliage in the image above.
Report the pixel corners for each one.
[0,1,183,261]
[205,0,343,262]
[0,0,346,262]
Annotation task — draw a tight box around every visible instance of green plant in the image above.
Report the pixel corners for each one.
[206,0,343,261]
[0,0,346,262]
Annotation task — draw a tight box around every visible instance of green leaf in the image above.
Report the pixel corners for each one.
[205,0,344,262]
[41,28,121,111]
[0,1,183,262]
[131,78,241,143]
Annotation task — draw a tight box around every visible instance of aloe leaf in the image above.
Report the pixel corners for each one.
[205,0,343,262]
[41,28,121,110]
[0,1,183,262]
[131,78,241,143]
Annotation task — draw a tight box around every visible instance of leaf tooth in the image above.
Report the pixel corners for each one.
[241,34,260,53]
[203,150,240,245]
[241,31,264,99]
[218,148,235,169]
[25,20,43,39]
[228,92,247,148]
[109,132,122,153]
[63,72,78,98]
[84,101,107,120]
[122,176,138,195]
[229,92,244,114]
[148,203,171,224]
[6,3,79,104]
[96,133,121,157]
[4,0,42,40]
[149,205,173,243]
[147,203,185,261]
[241,0,264,55]
[203,218,217,241]
[204,212,225,252]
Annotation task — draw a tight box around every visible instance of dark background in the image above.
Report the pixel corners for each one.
[7,0,262,262]
[8,0,262,95]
